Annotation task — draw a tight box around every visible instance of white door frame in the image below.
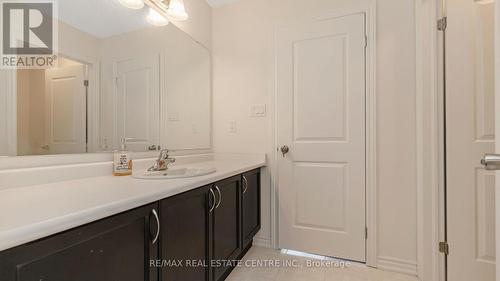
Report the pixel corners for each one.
[271,0,378,267]
[412,0,494,280]
[496,2,500,281]
[415,0,447,280]
[415,0,445,280]
[56,50,101,153]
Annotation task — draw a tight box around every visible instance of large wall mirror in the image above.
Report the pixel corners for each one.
[0,0,212,157]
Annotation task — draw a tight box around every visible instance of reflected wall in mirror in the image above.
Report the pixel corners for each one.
[1,0,212,157]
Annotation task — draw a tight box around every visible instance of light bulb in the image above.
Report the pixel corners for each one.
[167,0,188,21]
[118,0,144,10]
[146,8,169,26]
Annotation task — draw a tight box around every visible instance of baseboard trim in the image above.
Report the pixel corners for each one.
[253,237,272,248]
[377,256,418,276]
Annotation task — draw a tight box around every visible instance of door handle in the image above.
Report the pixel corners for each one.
[242,176,248,194]
[215,185,222,209]
[481,154,500,170]
[151,209,160,244]
[209,188,216,213]
[148,145,158,151]
[280,145,289,157]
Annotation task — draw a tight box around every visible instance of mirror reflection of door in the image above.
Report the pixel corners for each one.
[114,55,160,152]
[17,57,88,156]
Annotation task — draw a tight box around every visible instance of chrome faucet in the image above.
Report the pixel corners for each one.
[148,149,176,172]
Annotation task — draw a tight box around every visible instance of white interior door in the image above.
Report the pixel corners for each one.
[44,65,86,154]
[277,13,366,261]
[447,1,496,280]
[115,55,160,151]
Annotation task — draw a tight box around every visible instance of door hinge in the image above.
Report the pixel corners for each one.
[364,35,368,48]
[437,17,447,31]
[365,227,368,239]
[84,80,89,87]
[439,241,449,255]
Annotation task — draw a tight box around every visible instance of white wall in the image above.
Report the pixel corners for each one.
[212,0,418,274]
[16,69,46,156]
[375,0,417,272]
[173,0,213,49]
[58,21,101,62]
[16,70,31,156]
[99,24,211,152]
[0,70,16,157]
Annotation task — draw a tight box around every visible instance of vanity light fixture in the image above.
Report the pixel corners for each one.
[118,0,189,26]
[146,7,170,26]
[166,0,189,21]
[145,0,189,21]
[118,0,145,10]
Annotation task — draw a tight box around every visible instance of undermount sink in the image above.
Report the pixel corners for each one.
[133,167,216,180]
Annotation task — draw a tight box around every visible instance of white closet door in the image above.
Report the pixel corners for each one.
[277,13,366,261]
[115,54,160,151]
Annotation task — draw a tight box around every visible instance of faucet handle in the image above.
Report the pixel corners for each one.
[148,149,175,172]
[157,149,171,160]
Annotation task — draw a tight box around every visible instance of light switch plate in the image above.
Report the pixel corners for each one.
[250,104,266,117]
[168,112,180,121]
[228,120,237,133]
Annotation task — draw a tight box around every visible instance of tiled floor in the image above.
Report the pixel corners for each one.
[226,247,419,281]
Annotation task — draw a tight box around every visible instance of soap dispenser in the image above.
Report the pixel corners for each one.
[113,138,133,176]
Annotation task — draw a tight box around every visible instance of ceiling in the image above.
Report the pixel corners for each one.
[205,0,242,7]
[58,0,150,38]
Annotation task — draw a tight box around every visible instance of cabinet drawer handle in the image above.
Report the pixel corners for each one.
[209,188,216,213]
[151,209,160,245]
[242,176,248,194]
[215,185,222,209]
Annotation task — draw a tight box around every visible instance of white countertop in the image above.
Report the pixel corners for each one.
[0,154,266,252]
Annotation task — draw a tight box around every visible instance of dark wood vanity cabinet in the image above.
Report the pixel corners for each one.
[0,169,261,281]
[242,169,261,248]
[0,203,160,281]
[159,175,249,281]
[160,185,213,281]
[211,176,243,281]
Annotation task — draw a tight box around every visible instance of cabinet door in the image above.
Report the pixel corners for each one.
[212,176,242,281]
[160,185,213,281]
[242,169,261,247]
[0,203,160,281]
